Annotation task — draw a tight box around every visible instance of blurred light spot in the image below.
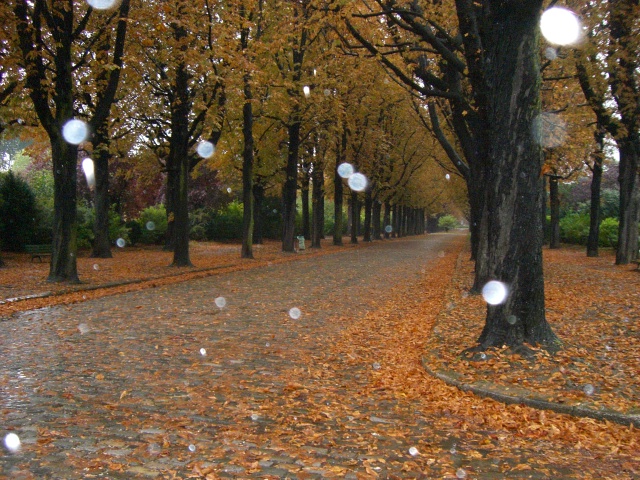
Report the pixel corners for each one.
[4,433,20,452]
[78,323,90,334]
[384,225,393,233]
[93,264,99,270]
[337,162,354,179]
[482,280,508,305]
[250,413,260,421]
[303,86,311,97]
[372,362,381,370]
[288,307,301,319]
[62,119,88,144]
[409,446,419,456]
[544,47,558,61]
[227,187,232,193]
[200,348,207,356]
[188,444,196,452]
[87,0,120,9]
[540,7,582,46]
[116,238,126,248]
[82,158,95,189]
[445,173,450,180]
[533,112,567,148]
[456,468,467,479]
[507,315,517,325]
[324,89,331,96]
[272,209,278,214]
[146,221,156,231]
[348,173,367,192]
[197,141,215,158]
[215,297,226,309]
[583,384,594,395]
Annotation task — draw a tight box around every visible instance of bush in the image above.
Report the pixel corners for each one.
[0,171,38,251]
[437,214,459,232]
[77,204,130,249]
[598,217,619,247]
[559,213,589,245]
[126,220,142,246]
[205,201,244,240]
[138,204,168,244]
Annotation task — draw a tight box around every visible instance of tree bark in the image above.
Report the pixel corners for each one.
[363,188,372,242]
[241,74,254,259]
[548,176,560,249]
[301,167,310,240]
[252,182,265,245]
[282,120,300,252]
[616,138,639,264]
[333,162,344,246]
[372,199,382,240]
[587,128,605,257]
[383,201,391,239]
[90,126,113,259]
[475,1,557,350]
[311,160,323,248]
[350,192,358,244]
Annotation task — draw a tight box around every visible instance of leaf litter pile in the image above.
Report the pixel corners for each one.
[1,236,638,479]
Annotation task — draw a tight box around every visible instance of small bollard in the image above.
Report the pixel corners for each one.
[296,236,306,250]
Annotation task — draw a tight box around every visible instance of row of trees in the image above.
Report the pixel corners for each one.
[1,0,638,353]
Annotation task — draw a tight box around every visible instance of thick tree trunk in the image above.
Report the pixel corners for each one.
[333,162,344,246]
[391,204,398,238]
[548,176,560,249]
[363,188,372,242]
[587,130,605,257]
[164,167,177,251]
[372,199,382,240]
[49,138,80,283]
[282,121,300,252]
[475,1,557,350]
[616,138,639,264]
[311,161,323,248]
[350,192,358,244]
[383,201,391,239]
[301,168,310,240]
[91,127,113,259]
[241,75,254,259]
[252,182,265,245]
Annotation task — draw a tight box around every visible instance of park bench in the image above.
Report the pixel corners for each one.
[25,244,52,262]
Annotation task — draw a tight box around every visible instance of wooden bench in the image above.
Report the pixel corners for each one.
[25,244,52,262]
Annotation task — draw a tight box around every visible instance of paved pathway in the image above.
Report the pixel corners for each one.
[0,233,623,478]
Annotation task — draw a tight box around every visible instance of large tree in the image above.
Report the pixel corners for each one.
[345,0,558,351]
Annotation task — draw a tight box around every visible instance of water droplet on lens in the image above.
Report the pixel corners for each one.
[4,433,20,452]
[188,444,196,452]
[93,264,99,270]
[324,89,331,96]
[303,85,311,97]
[456,468,467,479]
[116,238,126,248]
[540,7,582,46]
[544,47,558,61]
[227,187,232,193]
[372,362,381,370]
[196,141,215,158]
[78,323,90,334]
[482,280,508,305]
[384,225,393,233]
[87,0,119,9]
[507,315,517,325]
[62,119,89,144]
[409,446,419,456]
[265,342,270,347]
[251,413,260,421]
[445,173,450,180]
[337,162,354,178]
[348,173,367,192]
[583,384,594,396]
[82,158,95,188]
[146,221,155,231]
[200,348,207,356]
[215,297,226,309]
[289,307,301,319]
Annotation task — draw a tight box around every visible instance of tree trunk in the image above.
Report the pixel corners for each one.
[587,128,605,257]
[363,188,372,242]
[301,167,310,240]
[372,199,382,240]
[170,61,192,267]
[311,161,323,248]
[164,167,177,251]
[475,1,557,350]
[333,162,344,246]
[616,138,639,264]
[350,192,358,244]
[90,126,113,259]
[383,201,391,239]
[252,182,265,245]
[391,204,398,238]
[282,121,300,252]
[549,175,560,249]
[241,74,254,259]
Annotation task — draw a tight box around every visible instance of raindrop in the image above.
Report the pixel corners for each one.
[445,173,450,180]
[583,384,595,396]
[324,89,331,96]
[303,85,311,97]
[93,264,99,271]
[227,187,232,194]
[200,348,207,356]
[215,296,226,309]
[288,307,301,320]
[507,315,517,325]
[62,119,89,144]
[116,238,126,248]
[188,444,196,452]
[272,209,278,214]
[540,7,582,46]
[372,362,381,370]
[479,353,487,360]
[605,345,612,352]
[265,342,270,347]
[78,323,90,334]
[197,141,215,158]
[450,444,457,454]
[409,446,419,456]
[337,162,354,179]
[82,158,95,189]
[456,468,467,479]
[384,225,393,233]
[250,413,260,421]
[146,221,156,231]
[4,433,20,452]
[482,280,508,305]
[544,47,558,61]
[87,0,120,9]
[532,112,567,148]
[348,173,368,192]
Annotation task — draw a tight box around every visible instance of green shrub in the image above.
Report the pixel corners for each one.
[126,220,142,246]
[437,214,459,232]
[598,217,619,247]
[205,201,244,240]
[76,204,130,249]
[138,204,168,244]
[559,213,590,245]
[0,171,38,251]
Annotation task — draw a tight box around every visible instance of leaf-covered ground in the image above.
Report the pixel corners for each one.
[1,235,638,479]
